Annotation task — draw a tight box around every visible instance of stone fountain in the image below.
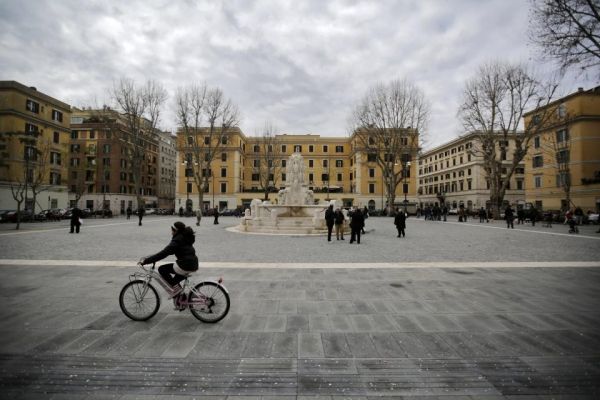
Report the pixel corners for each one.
[236,153,336,235]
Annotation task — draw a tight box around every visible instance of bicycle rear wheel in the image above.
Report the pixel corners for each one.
[189,281,230,323]
[119,280,160,321]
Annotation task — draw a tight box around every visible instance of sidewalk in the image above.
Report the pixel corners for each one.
[0,262,599,398]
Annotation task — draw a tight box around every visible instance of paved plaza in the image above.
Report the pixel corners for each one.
[0,216,599,399]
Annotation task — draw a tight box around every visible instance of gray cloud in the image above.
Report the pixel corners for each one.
[1,0,597,147]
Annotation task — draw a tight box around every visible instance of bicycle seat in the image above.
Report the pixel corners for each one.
[174,264,196,277]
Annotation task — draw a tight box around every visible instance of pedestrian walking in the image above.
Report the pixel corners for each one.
[196,209,202,226]
[324,204,335,241]
[517,208,525,225]
[69,206,82,233]
[179,207,184,217]
[334,207,345,240]
[138,207,145,226]
[505,205,514,229]
[441,205,448,222]
[349,207,364,244]
[361,206,368,234]
[126,206,132,220]
[529,206,538,227]
[394,208,406,238]
[478,207,487,223]
[574,207,584,226]
[213,207,219,225]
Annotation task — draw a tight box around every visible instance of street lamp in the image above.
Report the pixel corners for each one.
[402,160,411,212]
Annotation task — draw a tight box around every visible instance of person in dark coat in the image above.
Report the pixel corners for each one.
[529,206,538,227]
[69,207,82,233]
[505,205,514,229]
[126,206,132,220]
[213,207,219,225]
[334,207,345,240]
[324,204,335,241]
[394,208,406,238]
[478,207,487,223]
[179,207,184,217]
[349,208,364,244]
[517,208,525,225]
[138,207,145,226]
[140,221,199,306]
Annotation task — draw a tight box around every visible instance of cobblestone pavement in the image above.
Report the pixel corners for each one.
[0,216,599,398]
[0,215,599,263]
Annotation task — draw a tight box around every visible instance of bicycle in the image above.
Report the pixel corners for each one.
[119,262,230,323]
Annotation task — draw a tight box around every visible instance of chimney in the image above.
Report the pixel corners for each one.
[578,87,584,92]
[29,86,37,91]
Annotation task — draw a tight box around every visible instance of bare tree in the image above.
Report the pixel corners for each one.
[458,61,559,217]
[111,78,167,209]
[175,84,240,221]
[254,122,283,200]
[529,0,600,74]
[28,137,55,215]
[350,79,428,214]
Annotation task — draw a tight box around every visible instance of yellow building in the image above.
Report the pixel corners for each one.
[175,128,419,212]
[0,81,71,212]
[524,86,600,212]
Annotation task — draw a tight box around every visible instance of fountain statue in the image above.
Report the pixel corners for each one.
[234,153,340,235]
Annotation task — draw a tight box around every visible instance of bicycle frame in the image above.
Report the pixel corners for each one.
[129,263,228,306]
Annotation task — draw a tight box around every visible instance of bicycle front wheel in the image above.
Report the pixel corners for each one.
[189,281,230,323]
[119,280,160,321]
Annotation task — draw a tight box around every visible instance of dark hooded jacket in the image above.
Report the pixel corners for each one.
[143,229,199,271]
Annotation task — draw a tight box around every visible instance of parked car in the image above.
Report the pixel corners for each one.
[40,209,63,221]
[220,208,240,216]
[94,209,113,218]
[448,208,458,215]
[5,210,34,223]
[145,208,157,215]
[587,213,599,224]
[0,210,15,223]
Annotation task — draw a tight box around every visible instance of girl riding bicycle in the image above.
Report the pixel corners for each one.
[139,221,198,303]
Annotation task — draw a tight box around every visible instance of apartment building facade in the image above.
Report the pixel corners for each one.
[157,130,177,211]
[175,129,419,212]
[69,108,160,214]
[524,86,600,212]
[417,132,525,212]
[0,81,72,212]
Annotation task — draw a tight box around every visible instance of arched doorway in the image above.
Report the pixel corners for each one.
[368,200,376,211]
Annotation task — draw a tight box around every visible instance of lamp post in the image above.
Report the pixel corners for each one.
[402,160,411,212]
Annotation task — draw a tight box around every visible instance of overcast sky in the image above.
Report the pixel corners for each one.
[1,0,597,147]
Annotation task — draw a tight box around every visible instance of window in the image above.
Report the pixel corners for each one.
[103,144,111,154]
[467,180,472,190]
[309,159,314,168]
[294,145,302,152]
[323,160,328,168]
[323,145,328,152]
[282,160,286,168]
[367,153,377,162]
[309,173,314,182]
[467,168,471,176]
[282,173,286,181]
[309,145,314,152]
[335,160,343,167]
[70,144,80,153]
[337,173,342,181]
[103,158,110,166]
[369,183,375,193]
[253,159,260,168]
[556,172,570,187]
[52,110,63,122]
[25,123,38,133]
[532,155,543,168]
[50,152,61,165]
[335,145,344,153]
[534,136,540,148]
[221,168,227,178]
[89,131,96,139]
[49,172,61,185]
[557,103,566,118]
[534,176,542,188]
[221,136,227,145]
[51,131,60,143]
[71,131,78,139]
[221,153,227,162]
[204,137,210,145]
[253,145,260,153]
[516,180,523,190]
[369,168,375,178]
[555,129,569,143]
[220,183,227,193]
[322,173,329,182]
[187,183,193,193]
[70,158,80,167]
[26,99,39,113]
[281,145,287,153]
[251,173,259,181]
